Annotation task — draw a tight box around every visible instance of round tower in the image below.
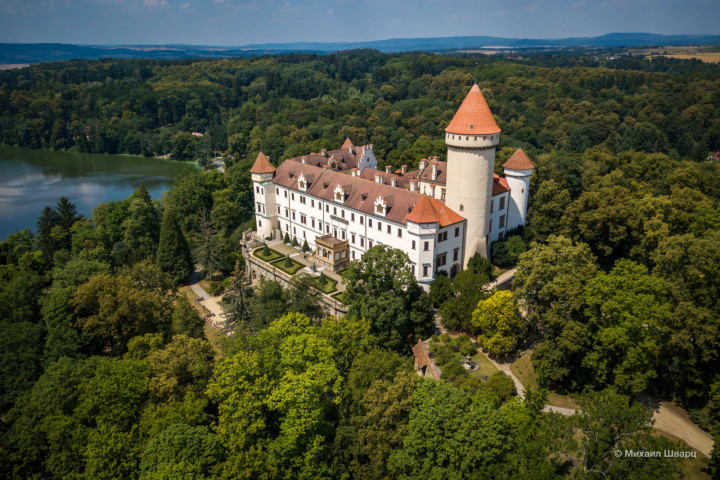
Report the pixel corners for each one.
[249,152,278,240]
[503,148,535,232]
[444,85,501,264]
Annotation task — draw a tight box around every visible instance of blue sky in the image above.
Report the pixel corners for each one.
[0,0,718,45]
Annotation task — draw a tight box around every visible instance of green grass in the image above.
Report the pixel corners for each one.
[270,257,305,275]
[253,246,283,263]
[331,291,348,304]
[313,276,338,294]
[510,350,579,410]
[470,352,500,379]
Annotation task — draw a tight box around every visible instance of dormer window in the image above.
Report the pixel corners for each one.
[297,173,307,192]
[374,195,387,217]
[334,184,346,204]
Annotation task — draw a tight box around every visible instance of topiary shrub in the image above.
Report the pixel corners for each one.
[262,243,270,257]
[283,232,290,243]
[284,254,293,268]
[291,237,299,248]
[318,273,328,285]
[302,239,310,252]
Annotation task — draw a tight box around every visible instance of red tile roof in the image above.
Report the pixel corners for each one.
[492,173,510,195]
[405,194,465,227]
[418,159,447,185]
[445,84,501,135]
[359,167,420,189]
[341,137,353,149]
[250,152,275,174]
[288,143,371,170]
[503,148,535,170]
[411,340,439,380]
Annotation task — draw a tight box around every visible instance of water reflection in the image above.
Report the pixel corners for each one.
[0,146,195,239]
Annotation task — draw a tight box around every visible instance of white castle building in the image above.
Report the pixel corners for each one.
[250,84,534,284]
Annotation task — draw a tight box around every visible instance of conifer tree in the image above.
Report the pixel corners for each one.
[262,243,271,257]
[291,237,299,248]
[156,205,193,284]
[283,232,290,243]
[302,239,310,252]
[223,262,253,333]
[318,272,328,285]
[284,254,293,268]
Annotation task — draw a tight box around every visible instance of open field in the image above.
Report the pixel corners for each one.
[634,45,720,63]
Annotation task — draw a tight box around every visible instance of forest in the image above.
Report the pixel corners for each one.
[0,50,719,479]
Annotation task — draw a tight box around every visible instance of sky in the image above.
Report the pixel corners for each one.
[0,0,718,46]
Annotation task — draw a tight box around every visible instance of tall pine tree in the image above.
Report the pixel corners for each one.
[156,205,193,284]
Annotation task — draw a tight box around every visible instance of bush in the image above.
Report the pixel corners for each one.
[491,235,528,268]
[302,239,310,252]
[477,372,517,404]
[291,237,299,248]
[262,243,271,257]
[467,253,493,278]
[284,254,293,268]
[458,336,476,357]
[318,273,328,285]
[283,232,290,243]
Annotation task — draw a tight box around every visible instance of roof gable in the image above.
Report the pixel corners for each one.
[250,152,275,174]
[503,148,535,170]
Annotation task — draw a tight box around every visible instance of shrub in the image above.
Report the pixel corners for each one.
[491,235,528,268]
[283,232,290,243]
[262,243,271,257]
[291,237,299,248]
[284,254,293,268]
[318,273,328,285]
[302,239,310,252]
[477,372,517,404]
[458,336,476,357]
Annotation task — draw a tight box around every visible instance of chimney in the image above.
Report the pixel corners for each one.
[301,157,306,164]
[409,180,417,192]
[419,158,428,170]
[351,168,358,177]
[401,165,407,174]
[391,178,397,187]
[375,174,383,184]
[431,163,438,181]
[321,149,328,157]
[385,165,392,174]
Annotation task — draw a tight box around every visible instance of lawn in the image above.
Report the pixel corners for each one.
[313,275,338,294]
[510,350,579,410]
[470,352,500,379]
[253,246,283,263]
[270,256,305,275]
[331,291,348,304]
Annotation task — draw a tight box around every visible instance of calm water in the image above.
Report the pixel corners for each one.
[0,146,196,240]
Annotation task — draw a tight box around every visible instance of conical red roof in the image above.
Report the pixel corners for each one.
[445,84,501,135]
[341,137,353,149]
[405,194,465,227]
[503,148,534,170]
[250,152,275,174]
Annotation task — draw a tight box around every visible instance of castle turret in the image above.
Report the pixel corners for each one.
[444,85,501,264]
[503,148,534,231]
[250,152,278,239]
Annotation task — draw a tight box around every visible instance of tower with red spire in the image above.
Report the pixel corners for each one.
[444,85,501,263]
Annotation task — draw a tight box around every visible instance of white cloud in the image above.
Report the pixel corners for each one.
[144,0,167,7]
[180,1,190,8]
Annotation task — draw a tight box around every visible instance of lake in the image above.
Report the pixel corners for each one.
[0,145,196,240]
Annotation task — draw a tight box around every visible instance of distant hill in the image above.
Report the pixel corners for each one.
[2,33,720,64]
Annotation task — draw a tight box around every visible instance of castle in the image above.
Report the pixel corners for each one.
[250,84,534,284]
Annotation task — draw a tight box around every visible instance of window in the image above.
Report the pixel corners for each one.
[351,213,355,222]
[341,209,345,218]
[312,219,315,228]
[438,231,447,242]
[334,207,337,215]
[342,231,346,240]
[441,188,446,201]
[284,190,287,198]
[326,205,329,212]
[490,200,494,213]
[291,193,295,200]
[360,216,364,225]
[284,208,289,217]
[311,199,315,208]
[277,206,281,214]
[499,197,505,210]
[411,264,415,276]
[489,219,493,232]
[318,221,323,230]
[411,240,416,250]
[352,251,355,259]
[423,241,429,251]
[300,196,306,204]
[276,188,279,195]
[255,186,259,193]
[258,220,262,226]
[499,215,505,228]
[397,228,402,238]
[369,219,373,228]
[351,233,356,244]
[369,240,373,248]
[256,202,262,212]
[423,265,429,277]
[300,214,306,225]
[387,224,391,234]
[436,253,447,267]
[326,225,330,233]
[453,248,459,262]
[378,222,382,231]
[360,238,364,247]
[303,231,306,238]
[293,227,296,235]
[459,204,464,212]
[292,212,296,220]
